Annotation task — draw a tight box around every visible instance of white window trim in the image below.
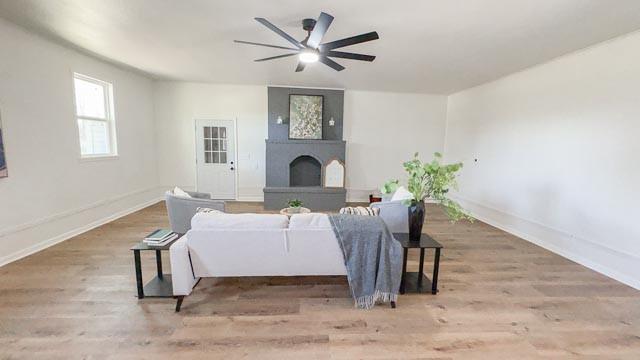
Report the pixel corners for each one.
[73,73,118,160]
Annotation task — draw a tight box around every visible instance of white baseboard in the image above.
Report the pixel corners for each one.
[454,195,640,290]
[0,187,163,267]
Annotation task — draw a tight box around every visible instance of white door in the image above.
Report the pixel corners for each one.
[195,119,236,199]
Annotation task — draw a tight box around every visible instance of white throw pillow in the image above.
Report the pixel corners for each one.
[390,186,413,202]
[173,186,191,198]
[191,213,289,230]
[289,213,331,229]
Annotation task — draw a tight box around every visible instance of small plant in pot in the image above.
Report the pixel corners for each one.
[381,152,473,241]
[286,199,304,213]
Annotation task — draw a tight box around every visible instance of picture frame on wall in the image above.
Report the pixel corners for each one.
[288,94,323,140]
[0,109,7,178]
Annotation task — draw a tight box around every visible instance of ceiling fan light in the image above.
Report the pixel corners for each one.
[299,50,319,63]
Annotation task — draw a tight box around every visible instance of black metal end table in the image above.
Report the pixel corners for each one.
[130,234,182,299]
[393,233,443,295]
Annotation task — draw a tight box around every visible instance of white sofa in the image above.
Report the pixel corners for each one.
[170,212,347,311]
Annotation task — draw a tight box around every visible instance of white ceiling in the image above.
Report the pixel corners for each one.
[2,0,640,94]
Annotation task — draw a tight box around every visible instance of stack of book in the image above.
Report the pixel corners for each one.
[144,229,178,246]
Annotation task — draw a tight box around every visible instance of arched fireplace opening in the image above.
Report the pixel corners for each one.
[289,155,322,187]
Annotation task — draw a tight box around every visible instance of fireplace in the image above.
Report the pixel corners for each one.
[263,86,346,210]
[290,156,321,187]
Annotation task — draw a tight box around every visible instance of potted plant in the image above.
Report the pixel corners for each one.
[381,152,472,241]
[286,199,304,213]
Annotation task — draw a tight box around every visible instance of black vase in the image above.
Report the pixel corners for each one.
[408,200,425,242]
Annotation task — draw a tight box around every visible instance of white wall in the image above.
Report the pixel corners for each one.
[153,83,448,202]
[154,82,268,200]
[445,31,640,289]
[344,90,448,201]
[0,18,159,265]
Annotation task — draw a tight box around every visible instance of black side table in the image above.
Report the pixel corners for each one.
[130,235,181,299]
[393,233,443,295]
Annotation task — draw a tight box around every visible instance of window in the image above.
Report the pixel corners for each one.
[203,126,228,164]
[73,73,117,157]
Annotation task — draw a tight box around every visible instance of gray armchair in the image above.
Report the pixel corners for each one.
[165,190,226,234]
[371,200,409,233]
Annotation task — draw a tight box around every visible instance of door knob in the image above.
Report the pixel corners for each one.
[230,167,235,170]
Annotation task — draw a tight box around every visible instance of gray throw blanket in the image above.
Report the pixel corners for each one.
[328,214,403,309]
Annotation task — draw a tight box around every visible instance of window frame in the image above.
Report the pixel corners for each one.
[73,72,118,159]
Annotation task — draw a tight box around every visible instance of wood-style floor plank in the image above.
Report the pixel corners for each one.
[1,201,639,359]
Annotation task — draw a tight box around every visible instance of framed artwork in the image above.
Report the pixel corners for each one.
[0,110,6,178]
[289,94,323,140]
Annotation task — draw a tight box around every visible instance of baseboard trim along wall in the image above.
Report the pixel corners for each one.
[454,195,640,290]
[0,187,164,267]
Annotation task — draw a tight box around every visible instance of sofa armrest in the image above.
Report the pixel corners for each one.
[371,200,409,233]
[170,235,199,296]
[165,191,226,234]
[186,191,211,199]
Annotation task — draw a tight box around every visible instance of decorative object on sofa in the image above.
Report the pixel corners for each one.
[164,189,226,234]
[234,12,378,72]
[328,214,401,309]
[323,159,345,187]
[339,206,380,216]
[381,152,472,241]
[289,94,323,140]
[0,110,7,178]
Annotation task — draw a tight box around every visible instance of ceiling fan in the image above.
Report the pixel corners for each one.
[234,12,379,72]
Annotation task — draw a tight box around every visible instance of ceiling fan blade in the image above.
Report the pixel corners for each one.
[295,62,306,72]
[254,53,298,62]
[254,17,303,49]
[319,31,379,51]
[318,56,345,71]
[306,12,334,49]
[234,40,299,51]
[325,51,376,62]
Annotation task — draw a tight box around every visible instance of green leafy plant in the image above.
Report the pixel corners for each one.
[382,152,473,222]
[380,179,400,196]
[286,199,303,208]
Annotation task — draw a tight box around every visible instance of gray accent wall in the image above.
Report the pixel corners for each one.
[264,86,347,210]
[267,86,344,141]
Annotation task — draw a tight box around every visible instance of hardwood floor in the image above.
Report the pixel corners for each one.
[1,201,640,359]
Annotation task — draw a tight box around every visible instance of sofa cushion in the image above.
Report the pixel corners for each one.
[191,212,289,230]
[173,186,192,198]
[288,213,331,230]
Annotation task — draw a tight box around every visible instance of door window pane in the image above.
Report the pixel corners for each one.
[219,127,227,139]
[212,127,219,138]
[219,152,227,164]
[204,139,211,151]
[212,152,220,163]
[213,140,220,151]
[204,126,211,138]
